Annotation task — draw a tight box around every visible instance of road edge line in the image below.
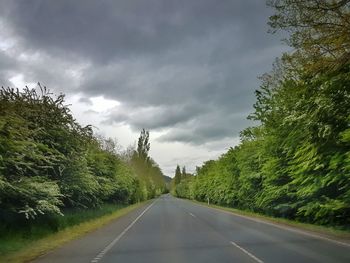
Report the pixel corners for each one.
[90,200,156,262]
[181,198,350,248]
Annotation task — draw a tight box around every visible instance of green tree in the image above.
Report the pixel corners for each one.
[137,129,150,162]
[174,165,182,185]
[181,166,186,179]
[172,0,350,227]
[0,86,152,221]
[268,0,350,72]
[130,129,166,198]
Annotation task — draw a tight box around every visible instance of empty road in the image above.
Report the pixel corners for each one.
[35,194,350,263]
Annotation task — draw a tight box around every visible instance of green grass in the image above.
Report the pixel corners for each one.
[0,204,121,255]
[186,199,350,240]
[0,201,149,263]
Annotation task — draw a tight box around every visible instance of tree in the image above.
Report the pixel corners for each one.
[174,165,182,185]
[0,86,150,220]
[130,129,166,198]
[137,129,150,162]
[181,166,186,178]
[267,0,350,72]
[171,0,350,226]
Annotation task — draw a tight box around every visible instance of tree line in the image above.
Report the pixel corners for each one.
[0,86,166,226]
[172,0,350,227]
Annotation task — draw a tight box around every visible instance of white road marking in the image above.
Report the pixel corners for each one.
[230,241,264,263]
[189,212,196,218]
[185,199,350,248]
[90,201,155,263]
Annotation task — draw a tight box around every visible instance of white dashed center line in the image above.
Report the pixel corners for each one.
[230,241,264,263]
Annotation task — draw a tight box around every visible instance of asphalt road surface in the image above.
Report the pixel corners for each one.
[34,194,350,263]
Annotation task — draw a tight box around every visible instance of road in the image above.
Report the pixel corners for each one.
[34,194,350,263]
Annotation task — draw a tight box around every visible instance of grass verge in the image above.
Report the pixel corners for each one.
[1,201,149,263]
[185,199,350,241]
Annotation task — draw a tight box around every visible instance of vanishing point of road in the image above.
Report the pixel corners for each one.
[34,194,350,263]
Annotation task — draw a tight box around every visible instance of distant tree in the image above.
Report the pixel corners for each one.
[96,135,121,155]
[129,129,166,198]
[182,166,187,178]
[137,129,150,162]
[120,144,136,162]
[174,165,182,185]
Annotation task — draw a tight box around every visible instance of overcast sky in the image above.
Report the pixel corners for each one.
[0,0,287,176]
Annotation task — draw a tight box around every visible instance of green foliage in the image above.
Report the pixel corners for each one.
[267,0,350,72]
[173,1,350,227]
[0,86,165,231]
[174,165,181,185]
[175,63,350,226]
[126,129,167,199]
[137,129,150,162]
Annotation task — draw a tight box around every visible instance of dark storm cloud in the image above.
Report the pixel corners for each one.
[104,103,207,130]
[0,0,286,144]
[0,50,18,87]
[157,111,250,144]
[1,0,275,63]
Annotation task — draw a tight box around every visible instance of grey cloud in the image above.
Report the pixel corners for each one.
[157,112,250,144]
[79,97,93,105]
[103,103,206,130]
[84,109,99,115]
[1,0,275,64]
[0,0,286,145]
[0,50,18,87]
[0,51,16,70]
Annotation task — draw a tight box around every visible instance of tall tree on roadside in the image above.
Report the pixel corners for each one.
[174,165,182,185]
[267,0,350,72]
[131,129,166,198]
[171,0,350,227]
[137,129,150,162]
[182,166,187,179]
